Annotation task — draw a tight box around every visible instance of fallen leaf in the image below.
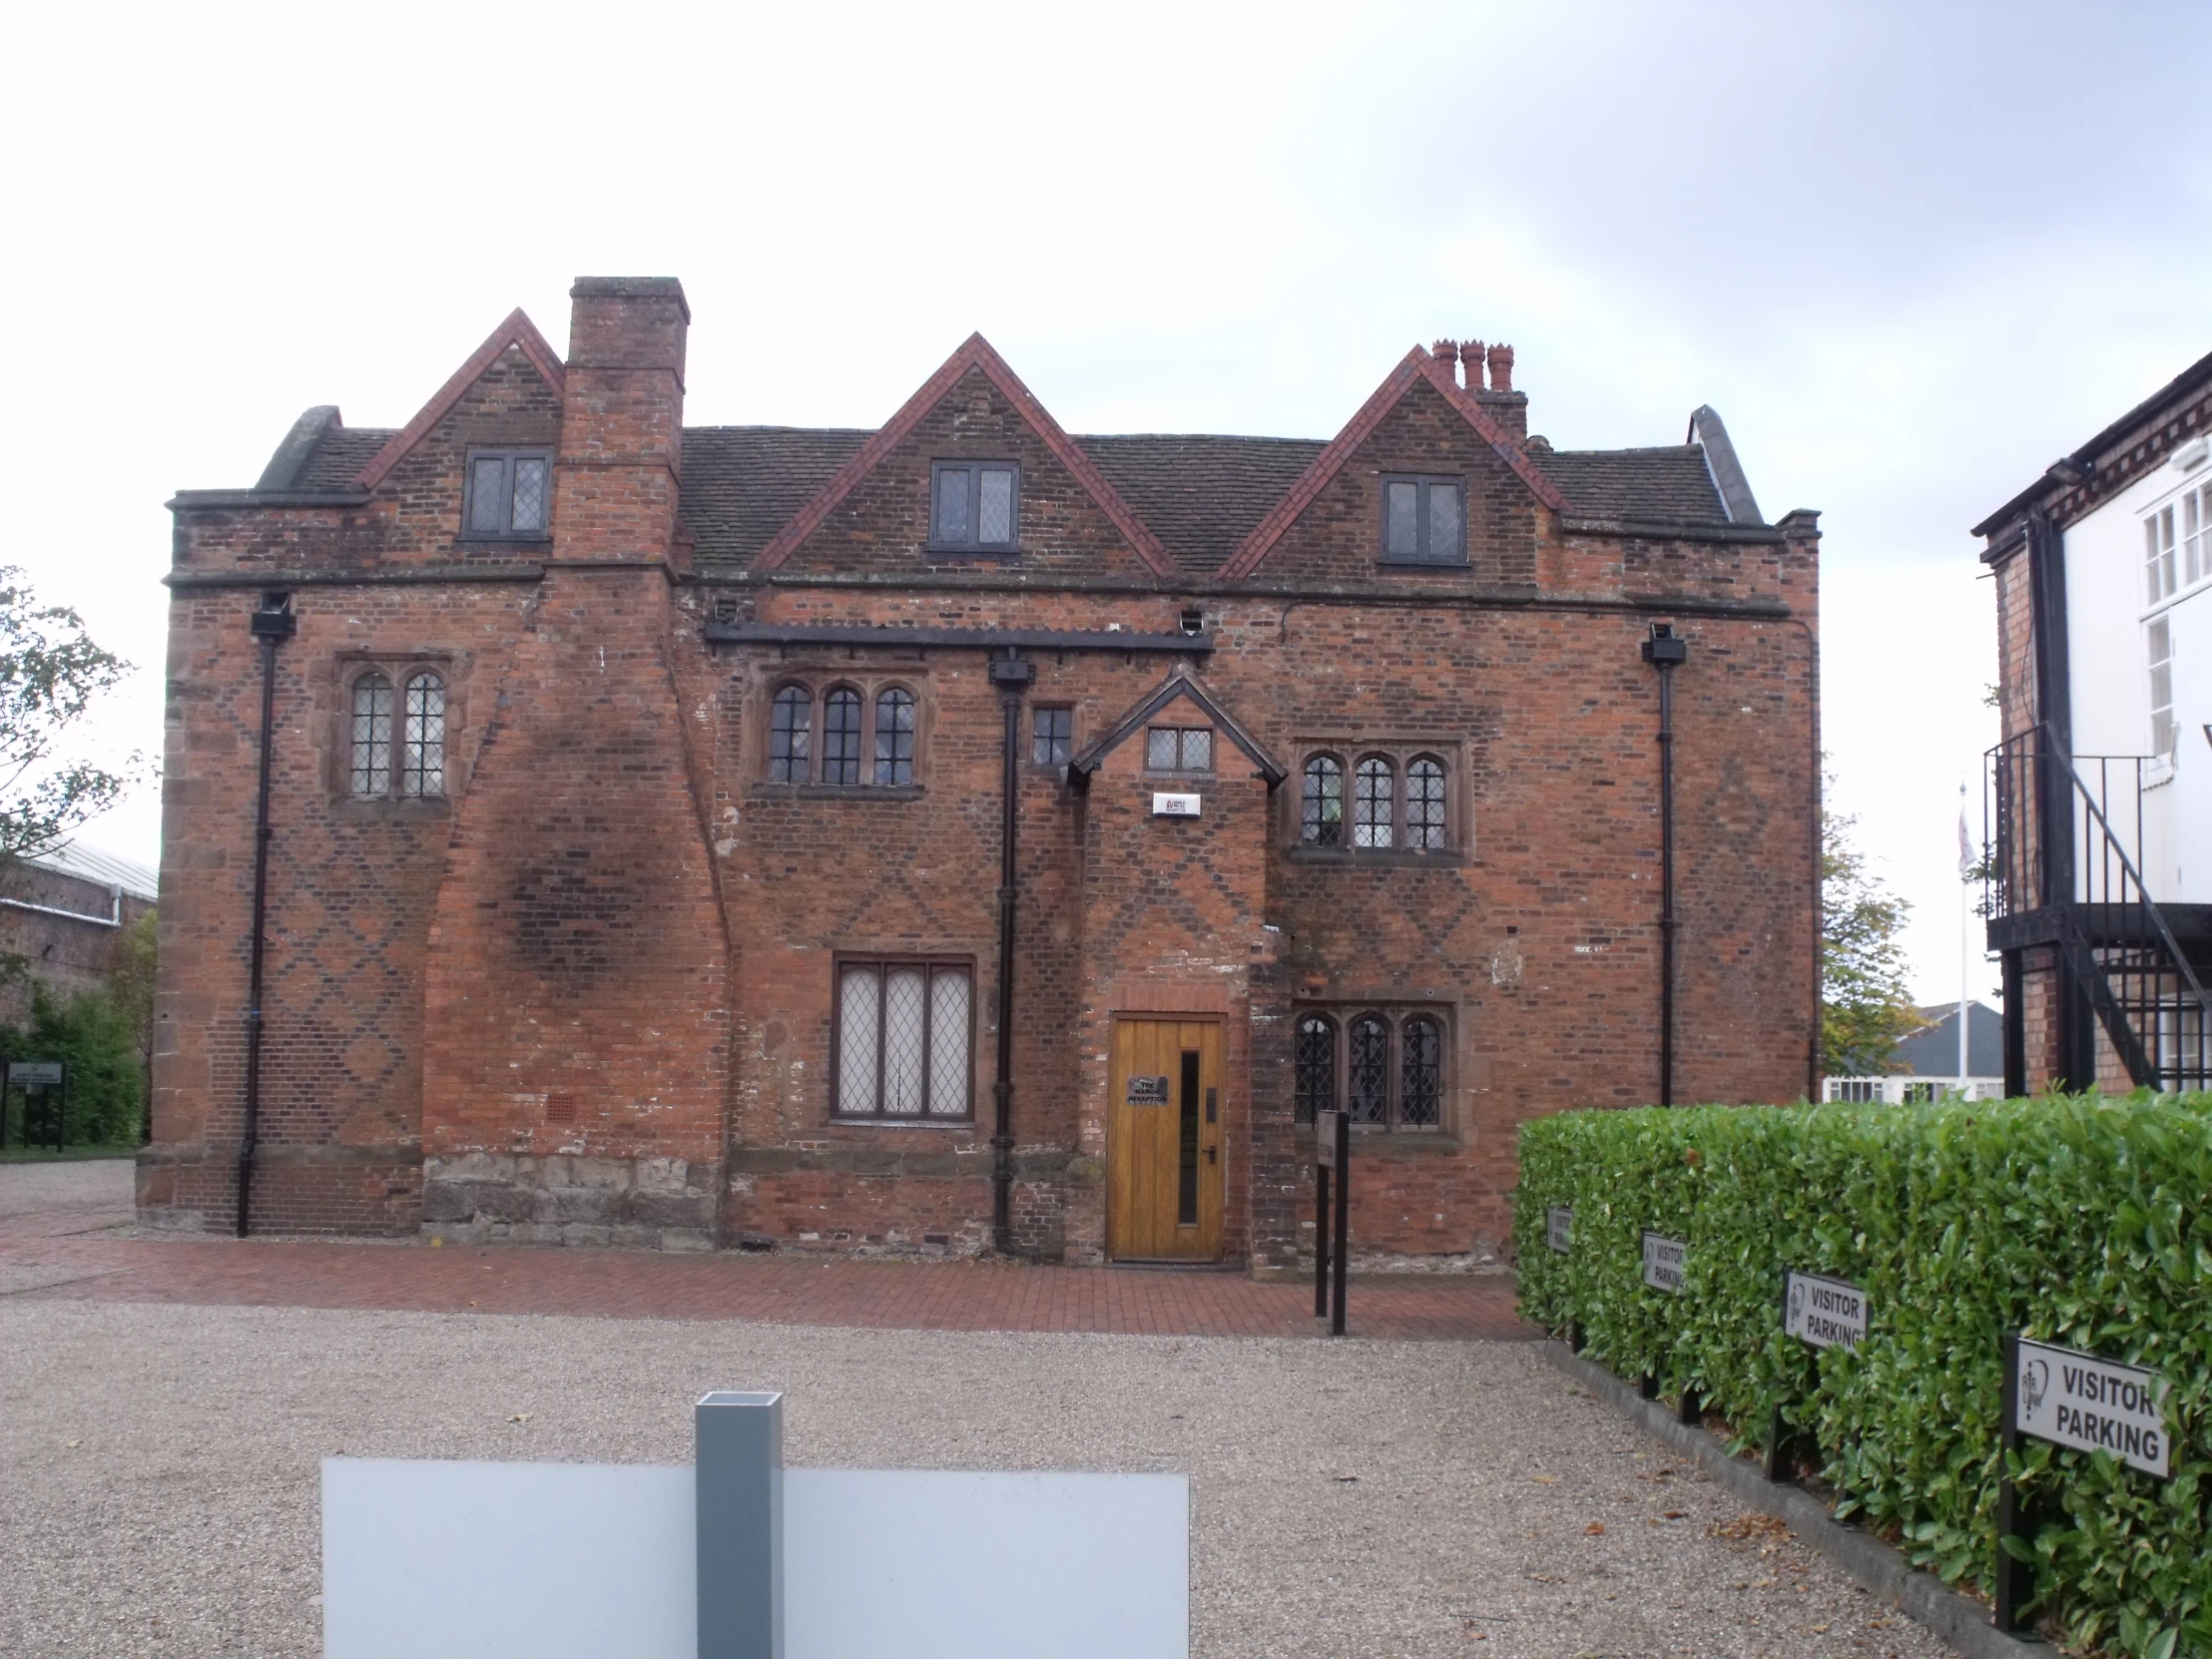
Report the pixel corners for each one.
[1753,1576,1777,1588]
[1812,1624,1830,1635]
[1663,1509,1688,1519]
[1709,1512,1792,1542]
[1333,1474,1359,1483]
[64,1440,81,1449]
[1530,1474,1557,1484]
[1583,1522,1605,1535]
[507,1412,533,1424]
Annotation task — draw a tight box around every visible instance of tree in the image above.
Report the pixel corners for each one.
[0,983,144,1145]
[0,567,133,864]
[1821,797,1924,1078]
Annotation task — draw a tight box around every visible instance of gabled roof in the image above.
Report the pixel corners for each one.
[1068,670,1287,788]
[1216,346,1568,579]
[353,309,566,491]
[23,840,159,902]
[1531,445,1734,526]
[753,333,1178,577]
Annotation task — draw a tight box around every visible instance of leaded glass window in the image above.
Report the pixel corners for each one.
[834,958,972,1119]
[823,688,863,785]
[874,687,916,786]
[1406,756,1446,849]
[1354,757,1394,848]
[770,686,812,783]
[349,673,392,797]
[400,672,445,799]
[464,449,554,539]
[1348,1015,1389,1124]
[1294,1015,1336,1124]
[1145,727,1212,773]
[930,462,1018,554]
[1399,1016,1442,1126]
[1301,755,1344,845]
[1032,706,1073,767]
[1380,475,1466,566]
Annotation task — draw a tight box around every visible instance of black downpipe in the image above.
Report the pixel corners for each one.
[238,593,295,1237]
[987,652,1034,1254]
[1642,624,1688,1107]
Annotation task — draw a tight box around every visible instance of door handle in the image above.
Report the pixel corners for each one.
[1205,1145,1217,1165]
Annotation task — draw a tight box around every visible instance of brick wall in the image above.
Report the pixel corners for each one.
[147,277,1820,1267]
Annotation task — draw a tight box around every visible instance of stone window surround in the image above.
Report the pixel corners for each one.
[1291,1002,1454,1134]
[1288,740,1467,860]
[754,670,934,794]
[328,653,457,815]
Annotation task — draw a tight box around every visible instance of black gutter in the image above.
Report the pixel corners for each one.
[1642,623,1687,1107]
[705,622,1212,654]
[238,591,295,1236]
[985,650,1034,1254]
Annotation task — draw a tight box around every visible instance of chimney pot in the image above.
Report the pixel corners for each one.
[1487,343,1514,394]
[1464,340,1485,392]
[1431,339,1459,386]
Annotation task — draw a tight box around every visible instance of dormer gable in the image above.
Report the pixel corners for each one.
[1069,671,1286,788]
[354,308,567,491]
[755,334,1178,580]
[1217,346,1565,581]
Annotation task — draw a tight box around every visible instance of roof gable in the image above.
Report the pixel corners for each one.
[354,308,566,491]
[1217,347,1566,579]
[754,334,1176,577]
[1069,671,1286,787]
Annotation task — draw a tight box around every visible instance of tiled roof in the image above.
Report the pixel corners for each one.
[1530,445,1735,527]
[679,427,872,563]
[293,427,395,491]
[1079,435,1327,573]
[252,421,1746,557]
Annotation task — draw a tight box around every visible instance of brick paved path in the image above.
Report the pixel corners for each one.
[0,1198,1531,1342]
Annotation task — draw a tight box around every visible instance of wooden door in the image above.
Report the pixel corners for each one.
[1107,1019,1224,1262]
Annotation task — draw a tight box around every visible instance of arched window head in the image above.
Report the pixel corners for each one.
[770,685,812,783]
[1294,1014,1337,1124]
[822,687,863,786]
[1354,757,1395,849]
[1348,1014,1389,1124]
[1301,755,1344,846]
[874,687,916,786]
[1406,756,1446,850]
[1399,1016,1443,1126]
[349,673,392,797]
[401,672,445,799]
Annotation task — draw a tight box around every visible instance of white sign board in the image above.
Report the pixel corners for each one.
[1151,793,1201,818]
[2013,1337,2172,1478]
[324,1458,1189,1659]
[1545,1206,1572,1254]
[1641,1231,1685,1294]
[7,1061,62,1086]
[1785,1272,1868,1350]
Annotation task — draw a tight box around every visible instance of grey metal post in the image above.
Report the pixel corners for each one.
[696,1389,785,1659]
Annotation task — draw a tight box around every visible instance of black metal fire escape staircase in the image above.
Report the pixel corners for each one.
[1985,725,2211,1092]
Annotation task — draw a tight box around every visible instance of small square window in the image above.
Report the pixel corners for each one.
[1380,475,1465,566]
[1032,706,1073,767]
[1146,726,1212,773]
[463,449,554,540]
[929,462,1019,555]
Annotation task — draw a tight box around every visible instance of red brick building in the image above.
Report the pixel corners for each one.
[143,277,1821,1268]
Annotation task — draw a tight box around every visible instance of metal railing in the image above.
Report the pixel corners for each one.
[1985,726,2209,1092]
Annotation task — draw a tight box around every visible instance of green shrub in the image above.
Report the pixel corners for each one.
[0,982,143,1146]
[1515,1094,2212,1657]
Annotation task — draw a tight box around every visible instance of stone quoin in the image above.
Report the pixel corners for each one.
[141,278,1822,1270]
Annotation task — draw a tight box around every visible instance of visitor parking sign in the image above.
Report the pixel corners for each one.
[2012,1336,2171,1478]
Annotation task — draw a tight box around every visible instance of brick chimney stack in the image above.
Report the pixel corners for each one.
[554,276,690,567]
[1430,339,1459,386]
[1487,343,1514,394]
[1463,340,1485,392]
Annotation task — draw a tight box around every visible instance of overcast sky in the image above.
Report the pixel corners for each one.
[6,0,2207,1010]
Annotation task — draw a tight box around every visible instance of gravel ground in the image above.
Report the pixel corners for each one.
[0,1156,134,1221]
[0,1299,1959,1658]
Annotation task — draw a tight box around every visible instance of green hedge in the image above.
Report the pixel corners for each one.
[1514,1095,2212,1658]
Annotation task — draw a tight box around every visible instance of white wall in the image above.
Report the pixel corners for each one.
[2063,452,2212,906]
